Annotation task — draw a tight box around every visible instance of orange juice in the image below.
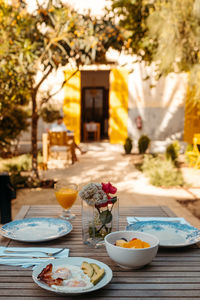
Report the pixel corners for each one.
[55,187,78,209]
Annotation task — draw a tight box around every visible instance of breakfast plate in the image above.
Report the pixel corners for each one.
[0,218,73,242]
[126,220,200,248]
[32,257,113,295]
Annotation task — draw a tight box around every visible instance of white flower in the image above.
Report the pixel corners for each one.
[79,183,108,206]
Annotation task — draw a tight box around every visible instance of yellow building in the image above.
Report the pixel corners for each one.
[63,68,128,145]
[63,65,198,147]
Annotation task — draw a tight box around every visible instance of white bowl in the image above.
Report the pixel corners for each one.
[104,231,159,269]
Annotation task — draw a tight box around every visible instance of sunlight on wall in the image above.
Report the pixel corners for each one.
[109,69,128,144]
[128,62,187,140]
[184,85,200,143]
[63,70,81,144]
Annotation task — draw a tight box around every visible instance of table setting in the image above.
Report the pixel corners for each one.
[0,181,200,299]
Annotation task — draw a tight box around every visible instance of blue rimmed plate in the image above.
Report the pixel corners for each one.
[1,218,73,242]
[126,220,200,248]
[32,257,113,295]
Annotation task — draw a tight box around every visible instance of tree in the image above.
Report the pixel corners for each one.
[146,0,200,102]
[0,0,124,177]
[110,0,200,103]
[110,0,156,62]
[0,0,30,154]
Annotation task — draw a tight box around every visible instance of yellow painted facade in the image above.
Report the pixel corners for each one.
[184,87,200,144]
[109,69,129,144]
[63,70,81,144]
[63,68,129,144]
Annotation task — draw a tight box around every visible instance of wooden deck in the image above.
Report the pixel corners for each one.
[0,205,200,299]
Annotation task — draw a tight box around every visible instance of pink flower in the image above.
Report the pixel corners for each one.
[101,182,117,194]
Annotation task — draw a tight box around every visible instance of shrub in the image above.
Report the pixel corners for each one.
[142,155,184,187]
[124,137,133,154]
[138,135,150,154]
[166,140,180,161]
[40,105,60,123]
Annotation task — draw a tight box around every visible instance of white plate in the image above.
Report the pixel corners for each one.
[1,218,72,242]
[126,220,200,248]
[32,257,113,295]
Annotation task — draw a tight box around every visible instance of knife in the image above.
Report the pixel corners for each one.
[0,255,55,259]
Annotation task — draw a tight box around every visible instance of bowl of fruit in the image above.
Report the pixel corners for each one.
[104,231,159,269]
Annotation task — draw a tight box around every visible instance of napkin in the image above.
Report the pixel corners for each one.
[0,247,69,269]
[127,217,190,225]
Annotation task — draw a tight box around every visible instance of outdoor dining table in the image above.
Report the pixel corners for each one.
[0,204,200,299]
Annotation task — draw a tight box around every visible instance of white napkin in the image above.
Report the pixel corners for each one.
[0,247,69,269]
[127,217,190,225]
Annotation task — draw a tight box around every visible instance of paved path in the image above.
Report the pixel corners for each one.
[13,142,200,228]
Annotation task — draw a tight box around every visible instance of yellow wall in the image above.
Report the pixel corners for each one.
[184,87,200,144]
[109,69,128,144]
[63,70,81,144]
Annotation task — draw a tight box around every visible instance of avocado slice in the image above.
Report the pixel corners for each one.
[91,263,101,274]
[81,261,94,278]
[91,268,105,285]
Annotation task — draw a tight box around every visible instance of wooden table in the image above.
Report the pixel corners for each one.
[1,205,200,299]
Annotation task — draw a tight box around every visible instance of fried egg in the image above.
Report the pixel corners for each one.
[51,264,93,292]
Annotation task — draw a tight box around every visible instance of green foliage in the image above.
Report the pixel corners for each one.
[0,108,29,155]
[138,135,150,154]
[40,105,60,123]
[110,0,200,105]
[1,153,43,189]
[142,155,185,187]
[124,137,133,154]
[0,0,124,174]
[110,0,156,62]
[165,140,180,161]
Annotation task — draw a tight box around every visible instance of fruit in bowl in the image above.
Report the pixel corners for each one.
[115,237,150,248]
[104,231,159,269]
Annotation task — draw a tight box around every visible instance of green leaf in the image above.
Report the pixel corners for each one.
[109,196,117,204]
[99,210,112,225]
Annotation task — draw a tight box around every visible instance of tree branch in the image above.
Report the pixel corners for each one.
[34,65,53,93]
[39,68,79,109]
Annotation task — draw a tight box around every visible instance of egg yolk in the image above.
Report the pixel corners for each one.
[54,267,72,280]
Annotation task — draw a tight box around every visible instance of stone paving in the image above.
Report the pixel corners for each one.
[13,142,200,228]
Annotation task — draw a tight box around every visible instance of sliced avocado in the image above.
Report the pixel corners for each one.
[91,263,101,274]
[91,268,105,285]
[81,261,94,278]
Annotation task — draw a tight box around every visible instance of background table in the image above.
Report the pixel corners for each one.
[1,205,200,299]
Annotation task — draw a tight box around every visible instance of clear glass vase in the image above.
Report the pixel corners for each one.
[82,198,119,248]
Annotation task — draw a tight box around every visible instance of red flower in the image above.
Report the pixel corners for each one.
[101,182,117,194]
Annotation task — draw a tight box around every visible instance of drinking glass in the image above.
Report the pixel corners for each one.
[55,182,78,220]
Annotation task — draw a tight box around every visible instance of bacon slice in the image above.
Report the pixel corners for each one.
[37,263,63,287]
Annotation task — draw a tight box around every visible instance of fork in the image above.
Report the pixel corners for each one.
[4,247,67,257]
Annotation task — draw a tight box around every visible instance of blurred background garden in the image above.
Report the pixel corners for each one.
[1,0,200,225]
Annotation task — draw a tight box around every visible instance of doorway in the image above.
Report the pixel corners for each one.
[81,87,109,141]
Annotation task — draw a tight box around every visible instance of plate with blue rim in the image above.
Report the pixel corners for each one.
[126,220,200,248]
[0,218,73,242]
[32,257,113,295]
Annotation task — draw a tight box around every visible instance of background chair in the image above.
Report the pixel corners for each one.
[83,122,100,142]
[42,132,74,168]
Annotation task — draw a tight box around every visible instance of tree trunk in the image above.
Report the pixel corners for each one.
[31,91,39,178]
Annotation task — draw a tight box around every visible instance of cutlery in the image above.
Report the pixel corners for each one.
[0,255,56,259]
[4,247,66,257]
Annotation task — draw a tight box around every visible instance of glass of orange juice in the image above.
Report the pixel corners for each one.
[55,182,78,220]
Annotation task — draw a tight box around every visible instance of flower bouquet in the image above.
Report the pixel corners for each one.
[79,182,119,248]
